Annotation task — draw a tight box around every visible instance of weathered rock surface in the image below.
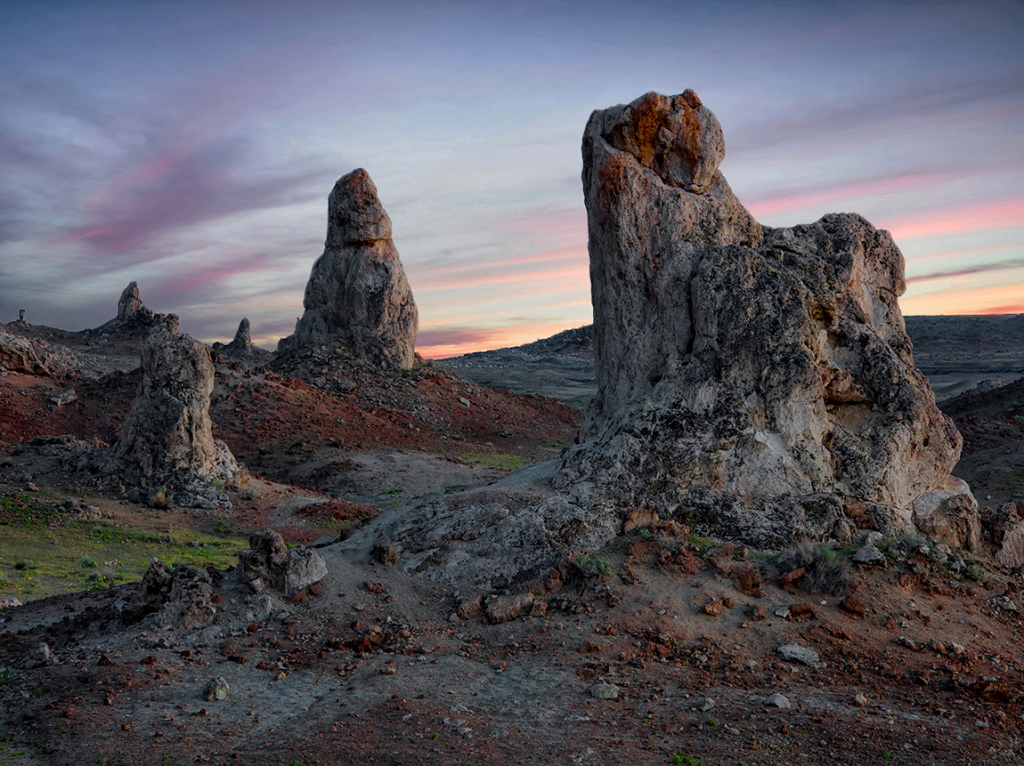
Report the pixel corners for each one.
[911,477,980,549]
[559,89,967,548]
[237,530,328,599]
[122,560,218,630]
[280,169,418,369]
[343,90,974,591]
[112,314,238,492]
[0,328,79,375]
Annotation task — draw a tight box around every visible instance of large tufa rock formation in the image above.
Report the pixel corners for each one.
[559,89,969,547]
[113,314,237,495]
[343,90,976,592]
[282,169,418,369]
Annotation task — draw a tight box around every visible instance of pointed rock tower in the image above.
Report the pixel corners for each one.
[284,169,418,369]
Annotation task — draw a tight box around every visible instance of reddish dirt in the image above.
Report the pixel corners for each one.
[0,327,1021,766]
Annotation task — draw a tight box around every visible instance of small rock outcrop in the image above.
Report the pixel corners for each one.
[122,560,218,629]
[117,281,156,324]
[280,169,418,369]
[237,530,328,600]
[112,314,238,495]
[212,318,271,362]
[559,88,969,547]
[0,328,79,376]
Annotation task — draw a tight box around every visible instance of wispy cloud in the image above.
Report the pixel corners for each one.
[56,138,322,255]
[906,256,1024,284]
[880,199,1024,240]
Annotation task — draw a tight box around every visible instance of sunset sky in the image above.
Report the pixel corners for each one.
[1,1,1021,358]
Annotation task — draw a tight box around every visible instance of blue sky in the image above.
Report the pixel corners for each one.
[1,0,1021,357]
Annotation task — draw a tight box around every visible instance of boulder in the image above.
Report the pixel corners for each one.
[559,89,966,548]
[911,477,980,549]
[0,328,45,373]
[112,314,238,492]
[122,560,218,630]
[0,328,78,375]
[281,169,418,369]
[237,530,328,599]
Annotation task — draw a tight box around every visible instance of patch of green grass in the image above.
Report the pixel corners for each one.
[0,519,247,602]
[994,468,1024,493]
[0,491,60,530]
[457,450,528,471]
[685,533,714,556]
[671,753,699,766]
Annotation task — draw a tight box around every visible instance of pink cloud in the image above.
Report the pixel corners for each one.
[745,172,944,220]
[416,320,582,359]
[880,199,1024,240]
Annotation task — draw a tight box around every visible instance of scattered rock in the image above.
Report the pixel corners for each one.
[0,596,23,609]
[746,603,767,621]
[49,389,77,407]
[24,642,59,669]
[457,595,484,620]
[0,328,77,376]
[203,677,230,701]
[281,168,418,369]
[486,592,534,624]
[589,683,619,700]
[371,539,399,565]
[777,642,821,668]
[853,693,868,707]
[839,595,868,618]
[788,602,816,621]
[702,599,724,616]
[122,560,218,630]
[780,567,806,587]
[699,697,715,712]
[911,477,981,550]
[764,692,791,709]
[854,544,886,564]
[995,517,1024,569]
[623,508,660,533]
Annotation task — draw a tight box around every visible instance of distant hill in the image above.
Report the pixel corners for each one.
[439,315,1024,406]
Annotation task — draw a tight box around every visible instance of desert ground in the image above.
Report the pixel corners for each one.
[0,315,1022,766]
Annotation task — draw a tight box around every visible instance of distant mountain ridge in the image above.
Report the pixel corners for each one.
[439,315,1024,406]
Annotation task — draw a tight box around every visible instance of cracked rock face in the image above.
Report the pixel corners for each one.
[283,169,418,369]
[559,89,967,547]
[113,314,238,491]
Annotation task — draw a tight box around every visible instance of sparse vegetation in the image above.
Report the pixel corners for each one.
[776,540,855,595]
[147,486,168,509]
[573,553,611,577]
